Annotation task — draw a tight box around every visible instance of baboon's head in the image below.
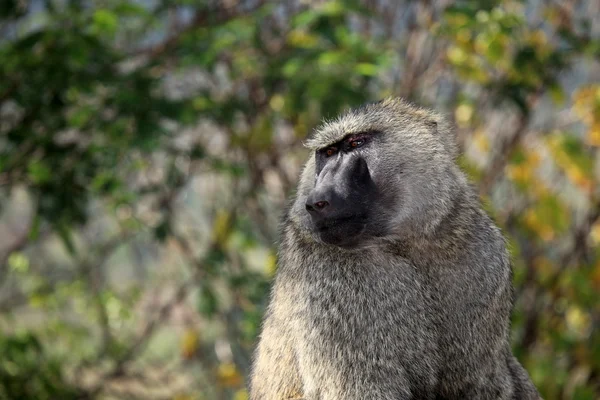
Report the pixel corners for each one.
[290,98,466,249]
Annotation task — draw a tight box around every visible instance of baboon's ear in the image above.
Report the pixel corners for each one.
[431,115,459,159]
[426,119,438,130]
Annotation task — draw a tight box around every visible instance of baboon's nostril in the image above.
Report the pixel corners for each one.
[314,201,329,210]
[306,200,330,213]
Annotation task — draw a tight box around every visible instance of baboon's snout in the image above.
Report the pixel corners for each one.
[305,156,375,246]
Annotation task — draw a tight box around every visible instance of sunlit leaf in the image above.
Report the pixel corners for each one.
[92,9,118,36]
[216,362,243,388]
[180,329,200,360]
[8,252,29,273]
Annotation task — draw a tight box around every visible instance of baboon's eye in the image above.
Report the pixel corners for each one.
[325,147,337,157]
[349,139,363,148]
[348,136,366,149]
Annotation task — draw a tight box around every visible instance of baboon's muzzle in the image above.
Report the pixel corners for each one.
[305,156,376,247]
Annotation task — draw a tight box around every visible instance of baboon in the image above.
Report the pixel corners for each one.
[249,98,540,399]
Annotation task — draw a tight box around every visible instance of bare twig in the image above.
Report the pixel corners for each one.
[80,280,193,400]
[519,196,600,351]
[78,232,137,355]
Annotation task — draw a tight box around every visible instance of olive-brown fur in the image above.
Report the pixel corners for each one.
[249,98,540,399]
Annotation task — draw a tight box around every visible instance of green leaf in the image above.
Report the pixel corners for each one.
[113,3,149,17]
[92,9,118,36]
[67,107,93,128]
[8,252,29,273]
[27,161,52,185]
[56,223,76,255]
[28,216,41,240]
[549,82,565,104]
[198,284,218,318]
[355,63,379,76]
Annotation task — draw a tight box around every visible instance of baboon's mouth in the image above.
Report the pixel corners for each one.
[313,216,367,247]
[314,214,368,231]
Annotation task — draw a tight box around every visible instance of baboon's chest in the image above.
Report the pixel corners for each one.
[292,262,439,382]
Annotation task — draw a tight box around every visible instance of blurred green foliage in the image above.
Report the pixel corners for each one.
[0,0,598,399]
[0,333,80,400]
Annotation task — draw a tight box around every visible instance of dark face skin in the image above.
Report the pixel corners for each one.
[305,132,380,248]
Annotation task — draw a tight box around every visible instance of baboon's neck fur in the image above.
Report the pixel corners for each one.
[398,190,493,265]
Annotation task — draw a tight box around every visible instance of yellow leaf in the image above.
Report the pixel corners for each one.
[523,209,555,241]
[471,130,489,152]
[566,307,591,338]
[573,86,600,125]
[233,389,249,400]
[266,251,277,277]
[447,46,467,65]
[587,122,600,147]
[527,149,541,167]
[507,164,532,184]
[565,165,593,193]
[456,29,472,45]
[212,209,233,244]
[590,221,600,246]
[455,104,474,128]
[269,95,285,112]
[173,395,195,400]
[180,329,200,360]
[531,182,549,198]
[287,30,319,48]
[539,226,554,242]
[217,363,243,388]
[446,13,469,28]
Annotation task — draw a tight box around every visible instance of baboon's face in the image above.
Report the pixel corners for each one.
[294,99,460,248]
[304,131,390,248]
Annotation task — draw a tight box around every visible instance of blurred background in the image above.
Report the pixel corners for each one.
[0,0,599,399]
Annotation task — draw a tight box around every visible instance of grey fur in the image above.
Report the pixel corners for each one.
[249,98,540,399]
